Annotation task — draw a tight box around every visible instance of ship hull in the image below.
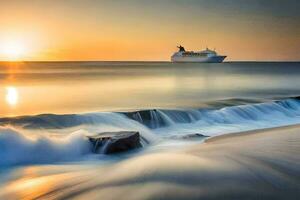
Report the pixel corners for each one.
[171,56,226,63]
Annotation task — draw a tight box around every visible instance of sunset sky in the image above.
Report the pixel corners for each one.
[0,0,299,61]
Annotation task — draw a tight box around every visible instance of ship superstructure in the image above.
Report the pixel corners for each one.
[171,46,226,63]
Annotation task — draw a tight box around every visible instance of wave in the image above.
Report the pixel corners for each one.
[2,98,300,130]
[1,98,300,166]
[124,98,300,136]
[0,113,157,166]
[0,127,91,166]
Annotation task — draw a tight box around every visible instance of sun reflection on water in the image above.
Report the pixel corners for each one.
[2,167,74,200]
[5,86,19,106]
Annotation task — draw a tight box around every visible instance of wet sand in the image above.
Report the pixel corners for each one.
[1,125,299,200]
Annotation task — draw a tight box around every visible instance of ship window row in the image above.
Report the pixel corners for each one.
[182,53,208,56]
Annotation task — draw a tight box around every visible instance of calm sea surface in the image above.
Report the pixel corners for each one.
[1,61,300,117]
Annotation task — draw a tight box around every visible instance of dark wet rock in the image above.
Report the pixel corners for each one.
[121,110,166,129]
[293,96,300,100]
[121,109,197,129]
[87,131,142,154]
[170,133,209,140]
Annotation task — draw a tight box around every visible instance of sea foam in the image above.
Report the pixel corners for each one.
[1,98,300,166]
[0,127,91,166]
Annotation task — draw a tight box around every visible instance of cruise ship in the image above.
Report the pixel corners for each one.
[171,46,227,63]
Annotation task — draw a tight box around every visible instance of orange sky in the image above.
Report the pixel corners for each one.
[0,0,300,61]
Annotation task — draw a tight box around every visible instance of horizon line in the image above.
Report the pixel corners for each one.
[1,60,300,63]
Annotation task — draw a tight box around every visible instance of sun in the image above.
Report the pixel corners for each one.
[0,40,25,61]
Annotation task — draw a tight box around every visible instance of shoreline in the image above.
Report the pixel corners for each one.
[204,123,300,143]
[1,124,299,199]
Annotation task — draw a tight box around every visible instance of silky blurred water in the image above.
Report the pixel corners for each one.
[1,61,300,117]
[1,62,300,199]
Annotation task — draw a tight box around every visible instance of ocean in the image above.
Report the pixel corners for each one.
[1,61,300,116]
[0,62,300,199]
[1,61,300,162]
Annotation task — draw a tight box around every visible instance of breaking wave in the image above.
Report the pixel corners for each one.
[0,127,91,166]
[1,98,300,166]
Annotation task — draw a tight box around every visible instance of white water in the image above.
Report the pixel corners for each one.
[1,98,300,166]
[154,99,300,137]
[0,127,91,166]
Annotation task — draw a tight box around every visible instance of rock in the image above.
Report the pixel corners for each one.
[87,131,142,154]
[121,110,166,129]
[294,96,300,100]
